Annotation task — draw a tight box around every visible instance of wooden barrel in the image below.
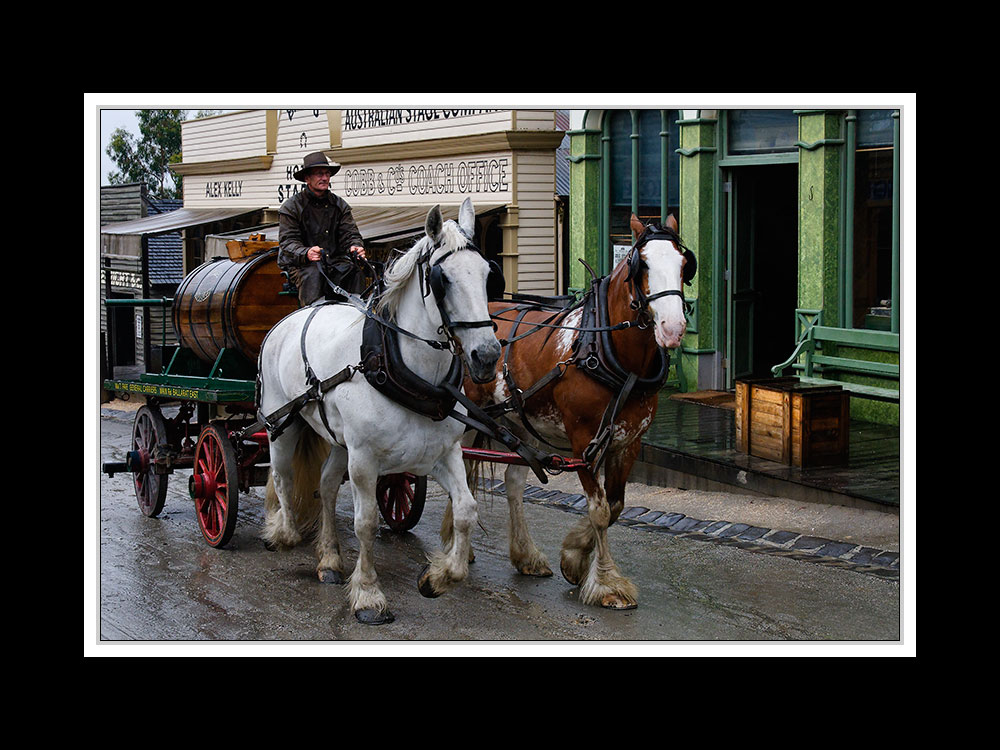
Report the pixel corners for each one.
[172,247,299,363]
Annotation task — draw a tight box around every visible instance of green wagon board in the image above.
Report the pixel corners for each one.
[103,375,255,404]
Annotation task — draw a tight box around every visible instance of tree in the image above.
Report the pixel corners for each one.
[106,110,186,199]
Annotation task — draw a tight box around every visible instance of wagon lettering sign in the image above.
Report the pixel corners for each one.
[339,158,510,198]
[343,109,502,131]
[112,381,200,399]
[204,180,243,198]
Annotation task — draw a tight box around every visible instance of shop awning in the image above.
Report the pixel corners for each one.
[355,203,505,242]
[100,206,266,236]
[204,203,506,255]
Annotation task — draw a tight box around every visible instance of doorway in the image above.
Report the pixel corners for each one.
[109,293,136,367]
[725,164,798,387]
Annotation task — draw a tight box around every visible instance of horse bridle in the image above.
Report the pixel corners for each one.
[625,225,696,326]
[422,230,501,345]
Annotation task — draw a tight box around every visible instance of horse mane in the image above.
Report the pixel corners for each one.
[375,218,469,320]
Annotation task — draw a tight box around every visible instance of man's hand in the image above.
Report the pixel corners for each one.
[306,245,365,262]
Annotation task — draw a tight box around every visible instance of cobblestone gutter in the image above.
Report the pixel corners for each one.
[481,479,900,581]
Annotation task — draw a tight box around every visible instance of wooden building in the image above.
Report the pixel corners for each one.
[99,182,268,374]
[170,109,566,294]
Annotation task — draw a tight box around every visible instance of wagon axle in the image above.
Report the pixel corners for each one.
[103,446,168,476]
[188,470,216,501]
[101,460,130,478]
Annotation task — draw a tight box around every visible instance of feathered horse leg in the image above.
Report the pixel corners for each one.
[503,462,553,577]
[315,443,349,584]
[560,440,638,609]
[419,446,479,598]
[346,450,393,625]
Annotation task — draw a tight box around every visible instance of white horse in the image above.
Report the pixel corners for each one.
[258,198,501,625]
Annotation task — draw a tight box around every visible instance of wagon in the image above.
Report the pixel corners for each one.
[102,234,590,548]
[101,237,428,548]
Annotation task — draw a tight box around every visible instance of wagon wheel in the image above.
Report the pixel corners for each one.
[131,405,169,518]
[189,424,240,548]
[376,473,427,533]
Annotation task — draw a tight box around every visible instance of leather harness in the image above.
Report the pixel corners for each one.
[246,222,693,479]
[247,241,555,484]
[486,224,692,470]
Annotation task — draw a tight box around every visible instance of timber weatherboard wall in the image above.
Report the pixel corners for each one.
[172,109,564,296]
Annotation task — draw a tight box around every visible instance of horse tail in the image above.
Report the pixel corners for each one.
[264,424,330,538]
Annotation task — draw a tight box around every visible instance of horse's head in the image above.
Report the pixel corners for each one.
[627,214,695,349]
[423,198,502,383]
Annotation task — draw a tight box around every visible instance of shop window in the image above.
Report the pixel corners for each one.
[606,110,680,267]
[727,110,797,155]
[852,109,896,329]
[857,109,894,148]
[609,110,633,224]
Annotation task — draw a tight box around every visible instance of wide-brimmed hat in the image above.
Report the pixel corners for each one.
[293,151,342,181]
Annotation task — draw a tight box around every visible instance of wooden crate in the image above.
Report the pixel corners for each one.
[226,233,278,260]
[735,378,849,467]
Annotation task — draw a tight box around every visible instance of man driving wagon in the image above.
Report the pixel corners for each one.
[277,151,368,307]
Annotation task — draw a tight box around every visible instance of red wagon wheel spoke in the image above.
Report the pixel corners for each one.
[190,424,239,548]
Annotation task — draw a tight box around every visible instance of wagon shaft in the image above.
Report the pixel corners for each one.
[462,447,588,473]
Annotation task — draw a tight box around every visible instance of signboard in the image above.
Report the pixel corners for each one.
[336,156,511,200]
[343,109,504,132]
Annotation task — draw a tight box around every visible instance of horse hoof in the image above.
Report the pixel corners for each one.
[519,563,553,578]
[601,593,637,610]
[355,608,394,626]
[262,539,278,552]
[417,565,442,598]
[318,569,344,585]
[560,560,582,586]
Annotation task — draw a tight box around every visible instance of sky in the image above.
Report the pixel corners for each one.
[99,108,140,185]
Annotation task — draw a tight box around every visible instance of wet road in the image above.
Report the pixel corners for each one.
[92,408,901,647]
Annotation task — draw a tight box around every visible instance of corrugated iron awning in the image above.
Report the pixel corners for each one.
[100,206,266,236]
[356,203,505,242]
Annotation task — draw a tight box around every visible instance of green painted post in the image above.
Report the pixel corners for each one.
[796,111,844,324]
[844,112,856,328]
[677,114,718,390]
[600,127,610,276]
[891,110,900,334]
[567,125,603,292]
[630,110,639,234]
[661,110,669,224]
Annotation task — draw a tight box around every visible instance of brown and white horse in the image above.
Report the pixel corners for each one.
[460,214,694,609]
